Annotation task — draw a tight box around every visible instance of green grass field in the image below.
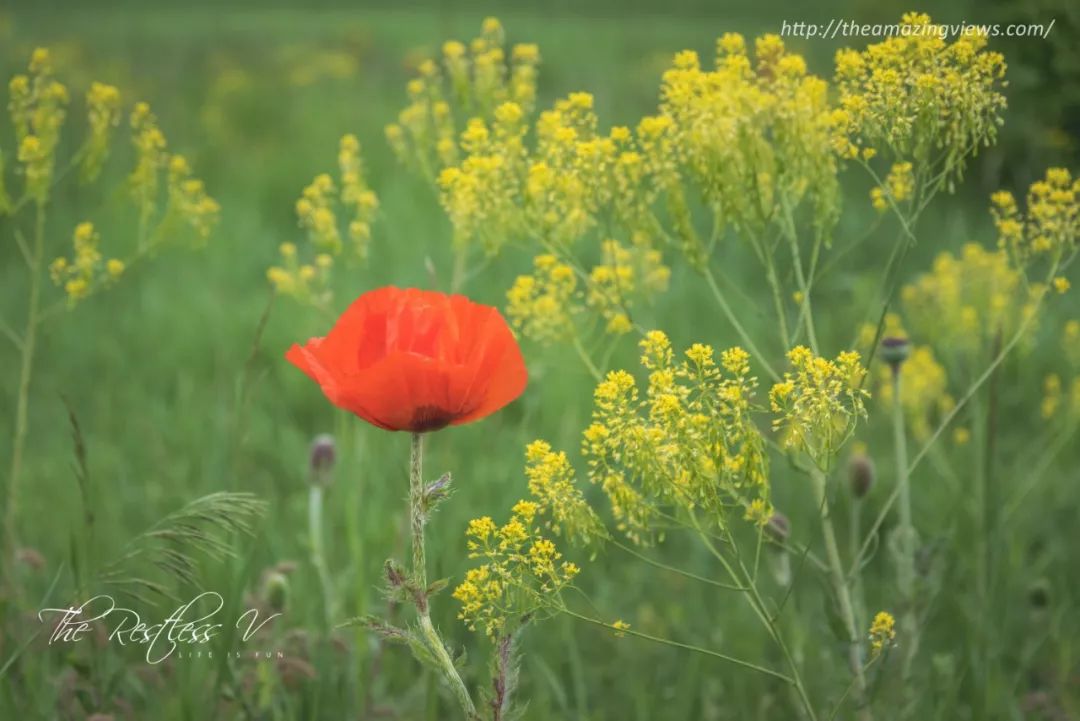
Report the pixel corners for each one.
[2,2,1078,719]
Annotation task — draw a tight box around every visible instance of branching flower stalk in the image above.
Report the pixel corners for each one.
[701,266,780,382]
[810,467,871,719]
[409,433,479,719]
[688,513,819,721]
[564,603,797,680]
[5,200,46,588]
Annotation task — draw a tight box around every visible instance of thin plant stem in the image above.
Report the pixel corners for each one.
[852,266,1061,574]
[780,201,819,354]
[570,334,602,381]
[970,388,991,714]
[1001,418,1079,523]
[610,538,747,591]
[891,368,918,681]
[758,235,791,350]
[5,201,46,588]
[848,498,867,638]
[408,433,478,720]
[560,608,793,683]
[702,266,780,381]
[309,484,336,627]
[809,467,871,720]
[0,314,22,349]
[450,245,469,293]
[689,514,819,721]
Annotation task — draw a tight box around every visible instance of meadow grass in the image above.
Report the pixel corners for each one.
[1,3,1077,719]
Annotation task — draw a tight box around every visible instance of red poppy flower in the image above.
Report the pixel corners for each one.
[286,287,527,432]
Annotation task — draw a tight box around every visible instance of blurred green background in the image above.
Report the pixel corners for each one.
[1,0,1078,719]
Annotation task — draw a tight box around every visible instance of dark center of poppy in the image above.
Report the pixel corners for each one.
[409,405,456,432]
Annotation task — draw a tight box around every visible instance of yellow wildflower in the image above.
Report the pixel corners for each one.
[869,611,896,656]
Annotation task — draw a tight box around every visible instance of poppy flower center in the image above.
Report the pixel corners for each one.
[410,404,456,432]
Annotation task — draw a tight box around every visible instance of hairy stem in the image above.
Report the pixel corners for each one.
[409,433,477,719]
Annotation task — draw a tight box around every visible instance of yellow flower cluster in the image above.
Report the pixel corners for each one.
[269,135,376,306]
[878,344,954,441]
[901,242,1041,361]
[128,104,220,245]
[506,254,578,344]
[48,222,125,306]
[383,19,672,266]
[582,331,770,543]
[453,499,581,639]
[769,346,868,468]
[386,17,541,180]
[506,241,670,344]
[834,13,1006,182]
[434,90,663,256]
[869,610,897,656]
[587,238,670,335]
[523,440,605,547]
[266,243,334,307]
[1064,319,1080,368]
[1040,372,1080,422]
[296,173,341,253]
[870,161,914,211]
[338,134,379,260]
[166,154,221,242]
[1042,321,1080,422]
[81,81,121,182]
[129,101,167,223]
[991,167,1079,267]
[660,34,842,242]
[9,48,69,202]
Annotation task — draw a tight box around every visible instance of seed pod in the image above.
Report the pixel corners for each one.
[880,336,911,371]
[1028,579,1050,609]
[848,451,875,499]
[263,571,290,614]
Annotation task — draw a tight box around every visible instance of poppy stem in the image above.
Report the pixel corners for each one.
[409,433,427,589]
[408,433,479,720]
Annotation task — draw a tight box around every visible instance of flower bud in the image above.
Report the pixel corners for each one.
[308,434,335,487]
[263,571,290,614]
[15,547,45,571]
[1028,579,1050,609]
[384,559,406,589]
[765,511,790,544]
[848,450,875,499]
